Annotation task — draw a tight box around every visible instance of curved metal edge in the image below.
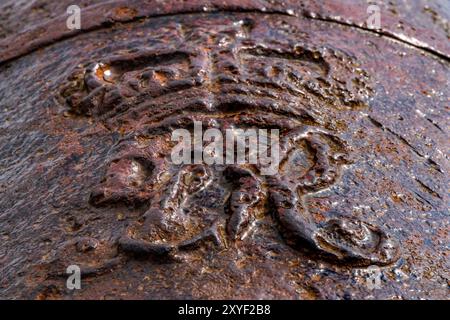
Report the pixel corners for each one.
[0,0,449,66]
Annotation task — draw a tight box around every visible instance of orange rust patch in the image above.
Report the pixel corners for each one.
[113,7,138,20]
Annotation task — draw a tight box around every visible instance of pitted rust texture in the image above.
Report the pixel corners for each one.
[0,2,448,300]
[0,0,449,64]
[57,15,398,267]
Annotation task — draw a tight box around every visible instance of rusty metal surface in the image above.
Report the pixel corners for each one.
[0,1,448,299]
[1,0,449,64]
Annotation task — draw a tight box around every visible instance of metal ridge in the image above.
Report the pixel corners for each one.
[0,0,449,66]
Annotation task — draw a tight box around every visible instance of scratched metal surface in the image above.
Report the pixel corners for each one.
[0,1,448,299]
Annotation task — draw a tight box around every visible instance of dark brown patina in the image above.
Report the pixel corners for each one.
[0,0,448,299]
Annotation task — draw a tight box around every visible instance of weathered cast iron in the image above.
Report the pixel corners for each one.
[0,0,448,299]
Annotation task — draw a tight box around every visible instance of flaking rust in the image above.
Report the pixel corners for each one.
[0,0,448,299]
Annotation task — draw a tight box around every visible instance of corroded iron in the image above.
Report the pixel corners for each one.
[0,0,448,299]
